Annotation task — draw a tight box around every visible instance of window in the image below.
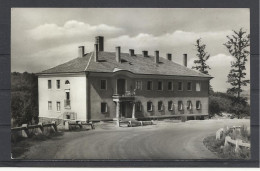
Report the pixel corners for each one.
[136,81,142,90]
[178,101,183,111]
[168,81,173,91]
[48,101,52,110]
[158,101,163,111]
[65,80,70,84]
[66,92,70,100]
[101,102,107,113]
[56,80,60,89]
[48,80,52,89]
[147,101,153,111]
[196,83,201,91]
[136,102,142,112]
[178,82,183,91]
[196,101,201,110]
[168,101,174,111]
[187,100,192,110]
[158,81,163,91]
[100,80,107,90]
[187,82,192,91]
[147,81,153,90]
[56,102,61,111]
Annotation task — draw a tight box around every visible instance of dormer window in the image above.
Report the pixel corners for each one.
[65,80,70,85]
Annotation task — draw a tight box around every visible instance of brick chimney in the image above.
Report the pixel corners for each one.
[167,53,172,61]
[142,50,148,57]
[116,46,121,63]
[78,46,85,57]
[183,54,187,67]
[94,44,99,62]
[95,36,104,52]
[154,51,159,64]
[129,49,135,56]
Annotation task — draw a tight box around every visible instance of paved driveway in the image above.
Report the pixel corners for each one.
[19,119,250,160]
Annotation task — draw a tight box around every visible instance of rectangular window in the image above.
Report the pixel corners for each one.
[136,102,142,112]
[56,80,60,89]
[147,101,153,111]
[147,81,153,90]
[101,80,107,90]
[56,102,61,111]
[158,101,163,111]
[101,102,107,113]
[178,82,183,91]
[158,81,163,91]
[136,80,142,90]
[168,81,173,91]
[48,101,52,110]
[178,101,183,111]
[187,101,192,110]
[187,82,192,91]
[196,83,201,91]
[196,101,201,110]
[168,101,174,111]
[48,80,52,89]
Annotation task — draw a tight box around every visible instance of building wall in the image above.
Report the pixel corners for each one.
[88,72,209,120]
[38,75,87,121]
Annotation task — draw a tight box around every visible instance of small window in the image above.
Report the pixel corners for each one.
[147,81,153,90]
[168,81,173,91]
[158,81,163,91]
[48,101,52,110]
[136,81,142,90]
[48,80,52,89]
[136,102,142,112]
[187,100,192,110]
[178,82,183,91]
[178,101,183,111]
[147,101,153,111]
[101,102,107,113]
[56,80,60,89]
[158,101,163,111]
[187,82,192,91]
[56,102,61,111]
[66,92,70,100]
[196,101,201,110]
[65,80,70,84]
[101,80,107,90]
[168,101,174,111]
[196,83,201,91]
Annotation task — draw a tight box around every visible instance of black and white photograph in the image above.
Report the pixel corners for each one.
[11,8,251,160]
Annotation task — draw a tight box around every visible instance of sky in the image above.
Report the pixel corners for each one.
[11,8,250,92]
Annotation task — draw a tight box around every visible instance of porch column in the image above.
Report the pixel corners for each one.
[116,101,120,127]
[132,102,136,119]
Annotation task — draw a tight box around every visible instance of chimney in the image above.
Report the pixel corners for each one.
[142,50,148,57]
[94,44,99,62]
[95,36,104,51]
[154,51,159,64]
[129,49,135,56]
[78,46,85,57]
[183,54,187,67]
[116,46,121,63]
[167,53,172,61]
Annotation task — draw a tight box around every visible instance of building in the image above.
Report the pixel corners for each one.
[37,36,213,124]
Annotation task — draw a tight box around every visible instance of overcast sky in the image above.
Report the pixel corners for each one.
[11,8,250,92]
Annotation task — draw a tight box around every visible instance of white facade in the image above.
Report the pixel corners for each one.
[38,74,87,121]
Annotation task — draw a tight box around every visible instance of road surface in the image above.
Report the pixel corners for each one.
[18,119,250,160]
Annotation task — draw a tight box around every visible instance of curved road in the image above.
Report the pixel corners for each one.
[20,119,249,160]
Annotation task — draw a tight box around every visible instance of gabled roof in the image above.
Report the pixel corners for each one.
[39,51,212,78]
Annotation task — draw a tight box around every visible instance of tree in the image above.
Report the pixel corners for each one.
[192,38,211,75]
[224,28,250,98]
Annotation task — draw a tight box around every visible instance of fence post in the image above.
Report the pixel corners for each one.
[37,123,43,134]
[21,124,29,138]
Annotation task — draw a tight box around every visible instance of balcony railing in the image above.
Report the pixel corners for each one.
[64,99,71,109]
[112,91,135,101]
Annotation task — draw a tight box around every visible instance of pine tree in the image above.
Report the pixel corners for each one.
[192,38,211,75]
[224,28,250,98]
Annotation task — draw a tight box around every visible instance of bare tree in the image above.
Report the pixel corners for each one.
[224,28,250,98]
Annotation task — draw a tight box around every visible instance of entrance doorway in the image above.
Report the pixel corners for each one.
[117,79,126,95]
[120,101,133,118]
